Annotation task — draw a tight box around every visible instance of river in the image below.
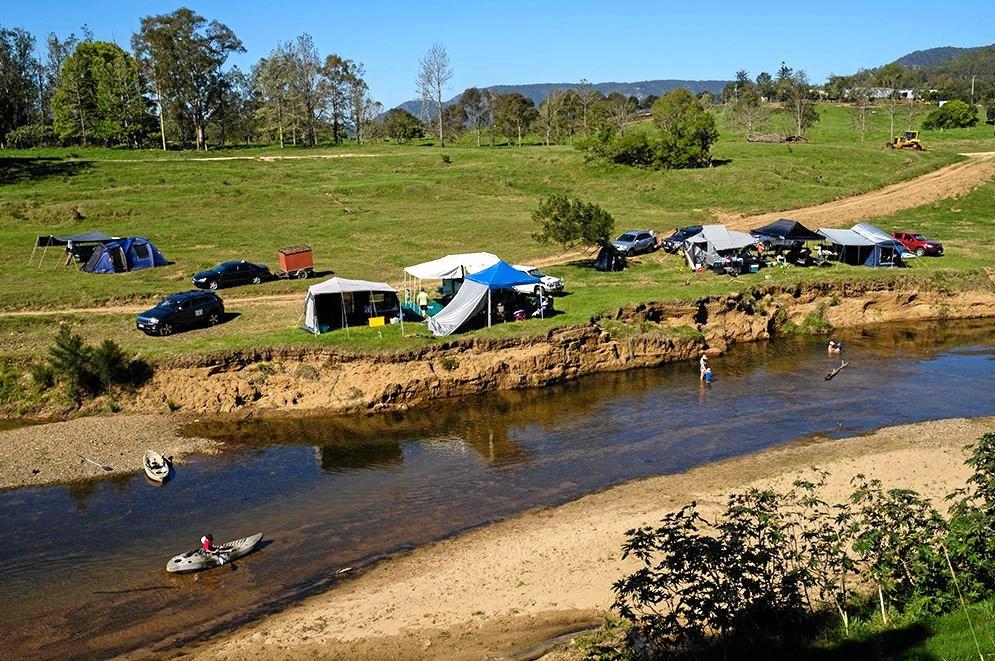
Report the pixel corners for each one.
[2,319,994,658]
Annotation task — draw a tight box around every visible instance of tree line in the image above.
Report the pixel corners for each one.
[0,7,377,149]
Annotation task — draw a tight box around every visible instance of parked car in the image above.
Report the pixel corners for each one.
[192,260,271,290]
[892,231,944,257]
[137,291,225,336]
[512,265,565,295]
[660,225,704,253]
[612,230,657,256]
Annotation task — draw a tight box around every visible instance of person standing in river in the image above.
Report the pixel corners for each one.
[699,353,710,383]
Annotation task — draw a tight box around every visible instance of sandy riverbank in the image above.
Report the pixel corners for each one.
[0,414,219,490]
[192,416,995,661]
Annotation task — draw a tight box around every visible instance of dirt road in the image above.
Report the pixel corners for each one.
[721,151,995,230]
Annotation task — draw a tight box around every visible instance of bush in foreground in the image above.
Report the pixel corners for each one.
[608,433,995,658]
[46,325,150,405]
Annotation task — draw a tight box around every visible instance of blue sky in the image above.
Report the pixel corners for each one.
[6,1,994,108]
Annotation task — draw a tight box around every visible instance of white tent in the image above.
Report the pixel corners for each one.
[683,224,756,269]
[817,228,875,247]
[303,277,399,334]
[403,252,499,280]
[426,280,490,337]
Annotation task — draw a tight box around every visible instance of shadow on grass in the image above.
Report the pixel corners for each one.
[0,157,91,185]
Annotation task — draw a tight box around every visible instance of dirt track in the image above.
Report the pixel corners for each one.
[721,151,995,231]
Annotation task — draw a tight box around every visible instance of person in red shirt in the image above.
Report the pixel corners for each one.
[201,534,216,552]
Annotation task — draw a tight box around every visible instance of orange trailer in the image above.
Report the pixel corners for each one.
[275,245,315,279]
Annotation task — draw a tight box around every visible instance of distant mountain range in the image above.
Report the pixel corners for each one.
[891,44,995,69]
[392,78,731,115]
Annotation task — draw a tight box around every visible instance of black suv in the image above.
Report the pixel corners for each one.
[192,260,270,290]
[661,225,704,253]
[137,291,225,336]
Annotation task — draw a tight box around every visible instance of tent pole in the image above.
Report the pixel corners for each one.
[28,244,37,265]
[487,290,492,328]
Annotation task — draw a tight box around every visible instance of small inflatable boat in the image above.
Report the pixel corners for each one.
[143,450,171,483]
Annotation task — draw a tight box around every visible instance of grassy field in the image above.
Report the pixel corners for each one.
[1,103,994,360]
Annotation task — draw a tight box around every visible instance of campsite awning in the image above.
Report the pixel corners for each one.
[852,222,898,245]
[685,225,756,251]
[750,219,822,242]
[466,260,541,288]
[307,277,397,296]
[817,228,876,246]
[403,252,499,280]
[35,230,114,247]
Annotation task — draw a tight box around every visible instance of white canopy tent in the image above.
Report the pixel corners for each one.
[303,277,400,335]
[403,252,499,280]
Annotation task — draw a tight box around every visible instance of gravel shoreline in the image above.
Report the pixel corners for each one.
[0,414,219,491]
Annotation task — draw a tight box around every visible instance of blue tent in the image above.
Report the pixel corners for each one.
[83,237,168,274]
[466,260,541,289]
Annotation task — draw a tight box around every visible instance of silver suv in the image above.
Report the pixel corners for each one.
[612,230,656,256]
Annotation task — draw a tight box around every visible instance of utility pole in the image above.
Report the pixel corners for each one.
[971,75,976,105]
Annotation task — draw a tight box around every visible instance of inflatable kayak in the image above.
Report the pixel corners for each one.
[166,533,263,573]
[143,450,171,483]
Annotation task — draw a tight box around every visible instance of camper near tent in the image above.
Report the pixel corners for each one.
[83,237,169,273]
[302,277,403,334]
[817,223,912,268]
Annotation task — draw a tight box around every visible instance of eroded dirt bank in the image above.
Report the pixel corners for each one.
[132,278,995,416]
[191,416,995,661]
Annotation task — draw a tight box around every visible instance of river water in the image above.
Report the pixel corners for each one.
[2,320,994,658]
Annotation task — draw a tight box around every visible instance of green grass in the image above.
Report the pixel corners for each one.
[815,597,995,660]
[1,103,993,360]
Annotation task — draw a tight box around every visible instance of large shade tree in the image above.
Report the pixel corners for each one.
[52,41,148,147]
[132,7,244,150]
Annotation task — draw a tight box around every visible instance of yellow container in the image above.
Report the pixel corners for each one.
[368,316,385,328]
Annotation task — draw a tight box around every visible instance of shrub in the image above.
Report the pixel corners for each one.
[294,364,320,381]
[5,124,58,149]
[45,326,149,406]
[0,364,25,404]
[922,100,979,130]
[651,88,719,168]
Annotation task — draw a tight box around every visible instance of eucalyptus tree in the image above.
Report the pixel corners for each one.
[460,87,487,146]
[52,41,147,146]
[132,7,244,150]
[288,34,324,146]
[417,43,453,146]
[0,26,40,143]
[253,44,293,147]
[322,54,351,142]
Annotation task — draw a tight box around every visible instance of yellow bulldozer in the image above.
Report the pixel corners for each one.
[887,130,924,150]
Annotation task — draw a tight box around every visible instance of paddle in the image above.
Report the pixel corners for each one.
[825,360,850,381]
[78,454,112,472]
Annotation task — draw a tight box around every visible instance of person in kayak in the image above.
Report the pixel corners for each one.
[201,534,229,564]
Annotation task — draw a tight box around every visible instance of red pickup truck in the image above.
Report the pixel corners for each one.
[891,231,944,257]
